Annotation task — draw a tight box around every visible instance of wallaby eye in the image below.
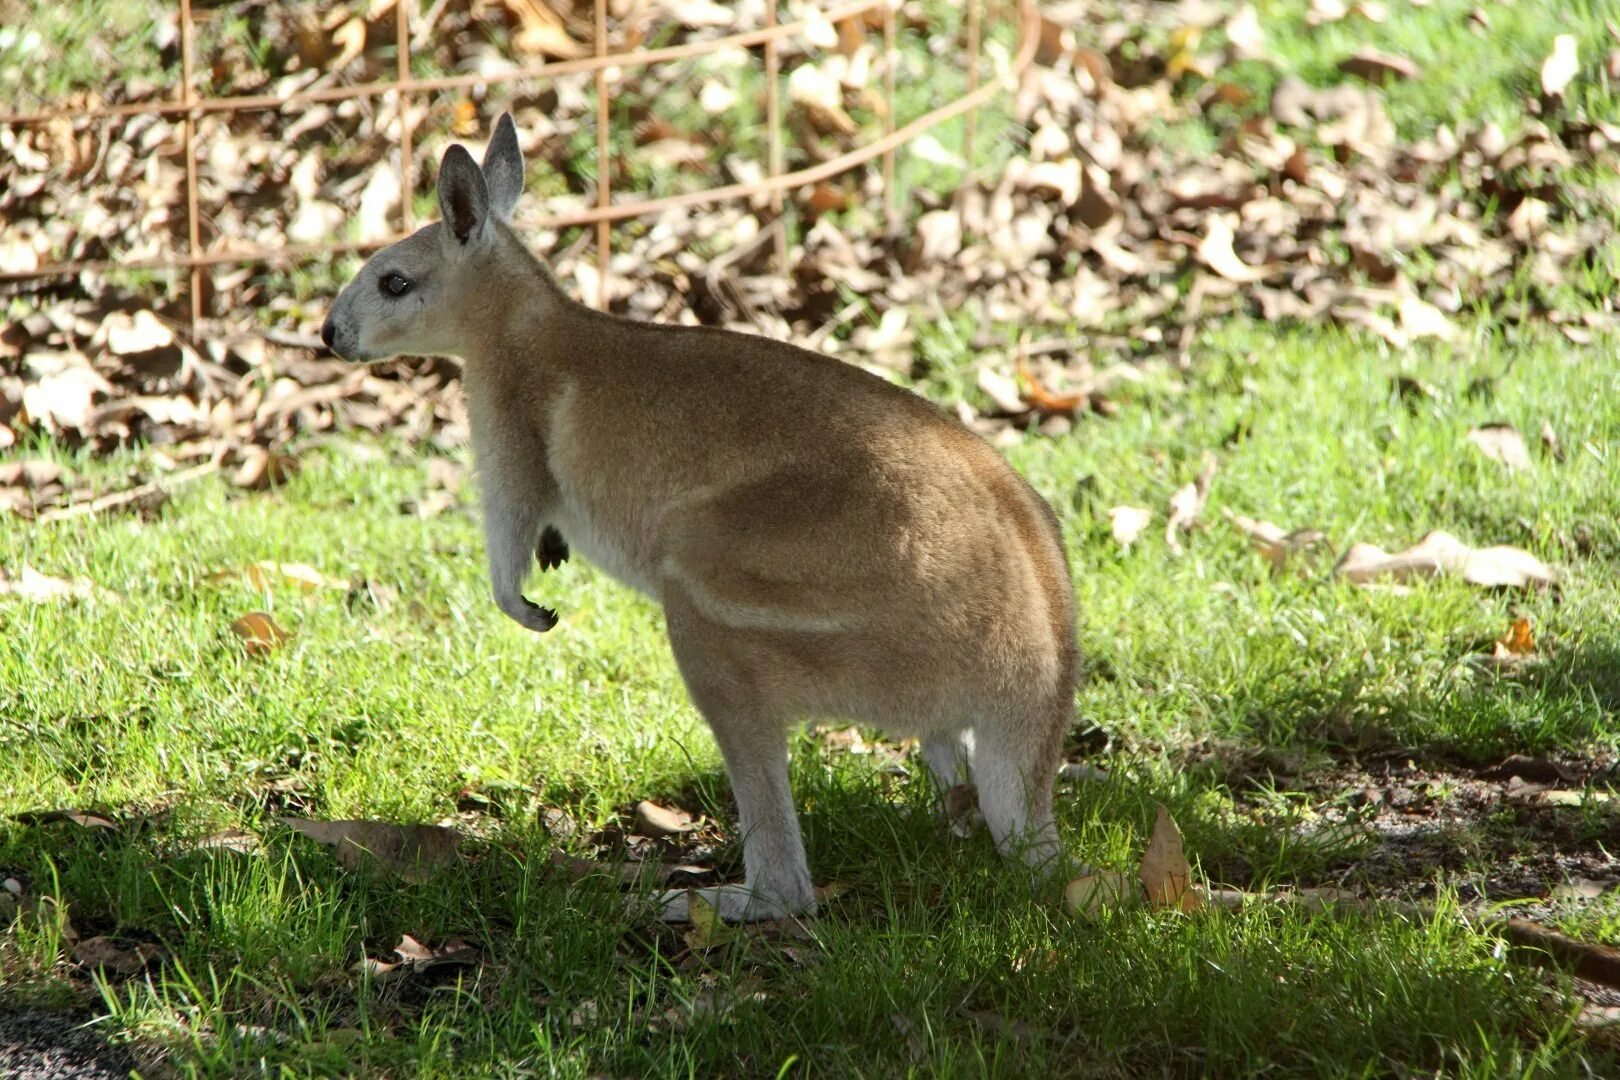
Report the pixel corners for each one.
[380,272,412,297]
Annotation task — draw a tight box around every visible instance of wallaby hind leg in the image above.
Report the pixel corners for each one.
[969,715,1064,876]
[658,594,816,924]
[920,729,975,791]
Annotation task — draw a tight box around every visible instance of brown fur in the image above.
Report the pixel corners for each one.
[323,116,1078,922]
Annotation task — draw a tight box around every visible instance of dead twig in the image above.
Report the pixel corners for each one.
[36,458,223,524]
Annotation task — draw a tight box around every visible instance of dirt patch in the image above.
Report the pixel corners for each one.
[0,1008,137,1080]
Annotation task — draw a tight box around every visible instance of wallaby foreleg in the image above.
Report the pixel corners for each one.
[484,490,557,632]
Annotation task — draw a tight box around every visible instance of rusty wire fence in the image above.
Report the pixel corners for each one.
[0,0,1037,333]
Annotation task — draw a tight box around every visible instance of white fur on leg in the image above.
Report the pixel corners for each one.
[920,729,975,790]
[970,733,1065,878]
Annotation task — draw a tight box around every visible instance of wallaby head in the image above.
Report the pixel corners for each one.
[322,113,528,362]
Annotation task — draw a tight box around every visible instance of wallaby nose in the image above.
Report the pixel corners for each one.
[320,317,335,350]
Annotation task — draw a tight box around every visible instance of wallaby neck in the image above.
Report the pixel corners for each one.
[455,227,588,373]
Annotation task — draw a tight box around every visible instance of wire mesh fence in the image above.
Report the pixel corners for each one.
[0,0,1035,330]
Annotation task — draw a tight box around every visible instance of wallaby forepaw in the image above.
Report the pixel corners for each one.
[499,594,559,632]
[537,527,569,571]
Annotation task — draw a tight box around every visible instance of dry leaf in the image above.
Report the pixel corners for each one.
[683,890,733,951]
[1337,48,1420,84]
[280,817,461,881]
[1165,456,1217,555]
[1016,355,1085,414]
[1334,530,1557,589]
[632,800,694,838]
[943,783,979,838]
[1064,871,1139,917]
[230,612,292,657]
[1198,214,1269,283]
[450,99,480,137]
[1540,789,1615,808]
[1551,877,1611,902]
[209,562,349,593]
[330,16,366,68]
[231,446,296,490]
[193,828,262,854]
[1398,295,1456,341]
[1140,804,1203,912]
[1222,510,1328,572]
[1541,34,1579,97]
[72,935,161,975]
[1108,506,1153,549]
[13,809,117,829]
[357,934,478,981]
[0,460,64,488]
[976,366,1027,415]
[100,310,174,355]
[0,564,111,603]
[21,364,109,432]
[1467,424,1532,471]
[1508,197,1549,243]
[1493,617,1536,658]
[1224,5,1265,60]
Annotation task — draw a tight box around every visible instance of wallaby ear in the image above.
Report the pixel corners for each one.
[437,144,490,245]
[481,113,524,222]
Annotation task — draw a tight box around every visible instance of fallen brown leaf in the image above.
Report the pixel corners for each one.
[1108,506,1153,549]
[0,564,113,603]
[12,809,117,830]
[1541,34,1580,97]
[1398,295,1457,341]
[632,800,694,838]
[1222,509,1329,572]
[231,611,292,657]
[1337,47,1420,84]
[1493,617,1536,658]
[1334,530,1557,589]
[683,890,733,951]
[1016,354,1085,415]
[231,446,297,490]
[72,935,161,975]
[1140,804,1203,912]
[1198,213,1269,283]
[1063,871,1138,917]
[1165,456,1217,555]
[505,0,587,56]
[193,828,262,854]
[280,817,462,881]
[209,562,349,593]
[1467,424,1532,471]
[1539,420,1564,462]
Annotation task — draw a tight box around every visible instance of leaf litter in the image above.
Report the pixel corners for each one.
[1,0,1615,476]
[279,817,462,882]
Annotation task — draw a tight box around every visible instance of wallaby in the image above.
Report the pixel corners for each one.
[322,115,1078,923]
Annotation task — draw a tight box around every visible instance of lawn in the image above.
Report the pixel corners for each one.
[4,0,1620,1076]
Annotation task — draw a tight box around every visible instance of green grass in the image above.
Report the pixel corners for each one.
[3,317,1618,1075]
[7,0,1620,1075]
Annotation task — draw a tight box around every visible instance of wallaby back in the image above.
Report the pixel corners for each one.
[323,114,1078,923]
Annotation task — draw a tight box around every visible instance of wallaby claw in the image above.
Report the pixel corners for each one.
[537,526,569,571]
[499,591,559,632]
[524,599,559,632]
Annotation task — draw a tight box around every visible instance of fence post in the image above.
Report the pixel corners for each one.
[881,0,896,234]
[594,0,611,309]
[396,0,414,232]
[178,0,203,331]
[964,0,981,175]
[765,0,784,269]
